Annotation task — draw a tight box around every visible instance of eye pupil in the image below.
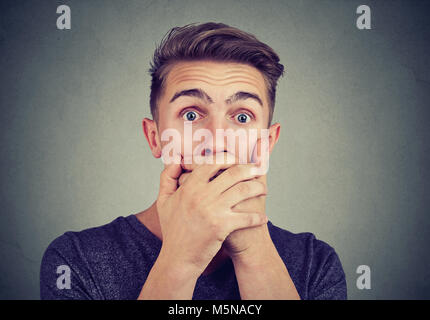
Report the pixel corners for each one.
[186,112,196,121]
[238,114,248,123]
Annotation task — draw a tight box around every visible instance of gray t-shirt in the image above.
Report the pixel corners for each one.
[40,215,347,299]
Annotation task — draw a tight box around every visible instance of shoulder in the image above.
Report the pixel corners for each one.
[40,216,136,299]
[43,216,132,259]
[268,221,335,259]
[267,221,347,300]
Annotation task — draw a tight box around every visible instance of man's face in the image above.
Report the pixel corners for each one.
[149,60,278,170]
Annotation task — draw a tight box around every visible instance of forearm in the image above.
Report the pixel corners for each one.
[137,249,200,300]
[231,238,301,300]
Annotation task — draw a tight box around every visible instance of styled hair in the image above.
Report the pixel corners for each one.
[148,22,285,126]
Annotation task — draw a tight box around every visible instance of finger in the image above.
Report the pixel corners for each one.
[208,163,263,194]
[158,163,182,197]
[186,152,237,185]
[225,212,268,233]
[232,193,266,214]
[178,172,191,186]
[220,180,267,208]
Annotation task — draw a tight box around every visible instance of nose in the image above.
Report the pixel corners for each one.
[203,116,229,155]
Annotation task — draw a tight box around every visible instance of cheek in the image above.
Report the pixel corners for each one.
[230,135,258,164]
[158,122,184,160]
[182,135,194,162]
[172,126,266,169]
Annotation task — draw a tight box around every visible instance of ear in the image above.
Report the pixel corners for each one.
[142,118,162,158]
[268,122,281,155]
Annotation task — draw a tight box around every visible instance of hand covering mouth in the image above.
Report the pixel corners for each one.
[180,167,225,183]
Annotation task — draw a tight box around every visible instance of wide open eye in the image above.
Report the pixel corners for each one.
[235,113,251,124]
[182,110,200,121]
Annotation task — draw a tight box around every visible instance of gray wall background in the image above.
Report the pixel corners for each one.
[0,0,429,299]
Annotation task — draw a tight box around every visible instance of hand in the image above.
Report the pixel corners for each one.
[156,156,268,276]
[223,136,273,259]
[223,174,270,259]
[178,164,270,260]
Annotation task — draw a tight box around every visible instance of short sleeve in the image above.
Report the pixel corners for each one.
[40,234,102,300]
[308,248,347,300]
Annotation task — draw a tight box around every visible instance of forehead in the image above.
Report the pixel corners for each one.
[162,60,268,105]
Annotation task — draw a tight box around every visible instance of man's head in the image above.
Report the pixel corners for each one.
[149,22,284,126]
[143,22,284,168]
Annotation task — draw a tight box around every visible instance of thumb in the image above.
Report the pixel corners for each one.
[158,162,182,199]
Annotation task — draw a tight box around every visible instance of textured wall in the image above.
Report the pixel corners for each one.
[0,0,429,299]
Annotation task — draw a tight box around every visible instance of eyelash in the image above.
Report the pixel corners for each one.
[179,107,255,123]
[233,110,255,122]
[180,108,203,121]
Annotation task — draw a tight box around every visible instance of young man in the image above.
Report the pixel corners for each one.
[40,22,347,300]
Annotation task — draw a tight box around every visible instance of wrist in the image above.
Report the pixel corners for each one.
[157,245,203,281]
[230,230,276,269]
[138,247,201,300]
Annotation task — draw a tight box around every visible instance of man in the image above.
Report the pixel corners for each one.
[40,22,347,300]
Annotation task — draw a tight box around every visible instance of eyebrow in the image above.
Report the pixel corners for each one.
[169,88,263,107]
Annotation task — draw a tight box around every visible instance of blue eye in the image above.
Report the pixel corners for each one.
[236,113,250,123]
[183,111,199,121]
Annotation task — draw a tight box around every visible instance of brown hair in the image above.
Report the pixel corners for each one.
[149,22,285,126]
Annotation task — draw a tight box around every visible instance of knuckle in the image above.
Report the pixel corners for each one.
[209,216,227,241]
[257,181,267,194]
[237,165,248,177]
[189,194,202,208]
[247,180,266,195]
[209,217,220,233]
[247,166,257,179]
[248,214,258,226]
[183,188,198,205]
[226,166,239,180]
[237,182,250,194]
